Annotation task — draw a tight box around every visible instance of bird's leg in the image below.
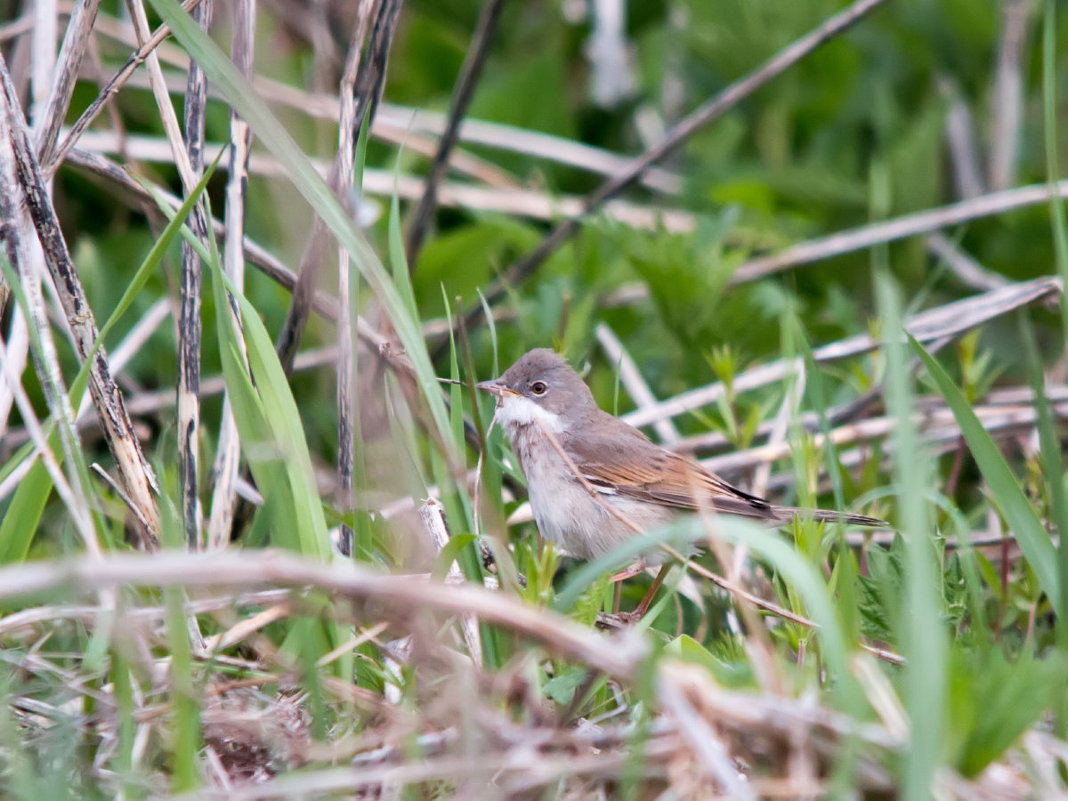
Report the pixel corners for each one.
[629,564,670,620]
[609,560,648,583]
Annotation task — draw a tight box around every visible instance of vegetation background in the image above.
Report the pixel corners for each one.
[1,0,1068,797]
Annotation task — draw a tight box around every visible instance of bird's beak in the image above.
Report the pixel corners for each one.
[476,379,515,398]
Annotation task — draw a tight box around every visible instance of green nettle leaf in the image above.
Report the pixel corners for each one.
[856,537,905,643]
[414,217,541,316]
[663,634,755,689]
[542,666,589,705]
[622,214,743,347]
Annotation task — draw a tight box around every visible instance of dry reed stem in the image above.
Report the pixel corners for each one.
[622,276,1061,429]
[677,384,1062,457]
[702,402,1068,477]
[419,498,483,663]
[43,0,205,177]
[732,181,1068,283]
[207,0,257,550]
[0,105,94,545]
[72,128,697,230]
[33,0,101,165]
[62,147,340,320]
[81,9,682,192]
[177,0,212,549]
[0,348,339,464]
[990,0,1034,191]
[1,551,923,795]
[0,54,161,547]
[274,0,399,375]
[926,232,1009,292]
[0,550,649,678]
[595,321,681,445]
[939,77,984,201]
[29,0,57,127]
[333,0,380,558]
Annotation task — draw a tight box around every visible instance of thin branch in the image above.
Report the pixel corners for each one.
[732,181,1068,284]
[405,0,506,265]
[449,0,891,339]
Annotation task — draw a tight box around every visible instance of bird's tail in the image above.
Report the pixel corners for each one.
[772,506,887,527]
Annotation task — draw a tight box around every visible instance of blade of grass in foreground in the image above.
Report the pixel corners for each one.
[145,183,331,560]
[880,271,946,801]
[1040,0,1068,649]
[909,333,1060,616]
[208,248,330,560]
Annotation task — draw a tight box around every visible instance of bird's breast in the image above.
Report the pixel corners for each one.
[504,425,672,562]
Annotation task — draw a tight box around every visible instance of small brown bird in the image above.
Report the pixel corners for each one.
[478,349,882,615]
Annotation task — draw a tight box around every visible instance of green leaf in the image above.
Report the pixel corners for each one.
[910,333,1061,615]
[542,666,589,705]
[0,461,51,564]
[431,533,476,581]
[947,649,1064,776]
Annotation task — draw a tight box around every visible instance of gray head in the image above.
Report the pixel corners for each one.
[476,349,596,424]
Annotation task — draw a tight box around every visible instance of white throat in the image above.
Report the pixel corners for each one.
[493,394,566,434]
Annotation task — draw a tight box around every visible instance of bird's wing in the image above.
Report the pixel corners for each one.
[563,415,776,520]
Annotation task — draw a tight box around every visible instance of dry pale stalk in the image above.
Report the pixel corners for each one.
[0,53,161,547]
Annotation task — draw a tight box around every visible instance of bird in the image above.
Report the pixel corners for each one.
[477,348,883,618]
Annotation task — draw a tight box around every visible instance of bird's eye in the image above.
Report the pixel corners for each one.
[530,380,548,396]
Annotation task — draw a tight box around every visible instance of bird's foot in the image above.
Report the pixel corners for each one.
[609,560,648,582]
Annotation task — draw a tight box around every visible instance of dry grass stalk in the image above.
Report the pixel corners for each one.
[207,0,257,551]
[0,54,161,547]
[274,0,398,376]
[334,0,381,558]
[42,0,205,177]
[177,0,213,549]
[72,127,699,230]
[733,180,1068,283]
